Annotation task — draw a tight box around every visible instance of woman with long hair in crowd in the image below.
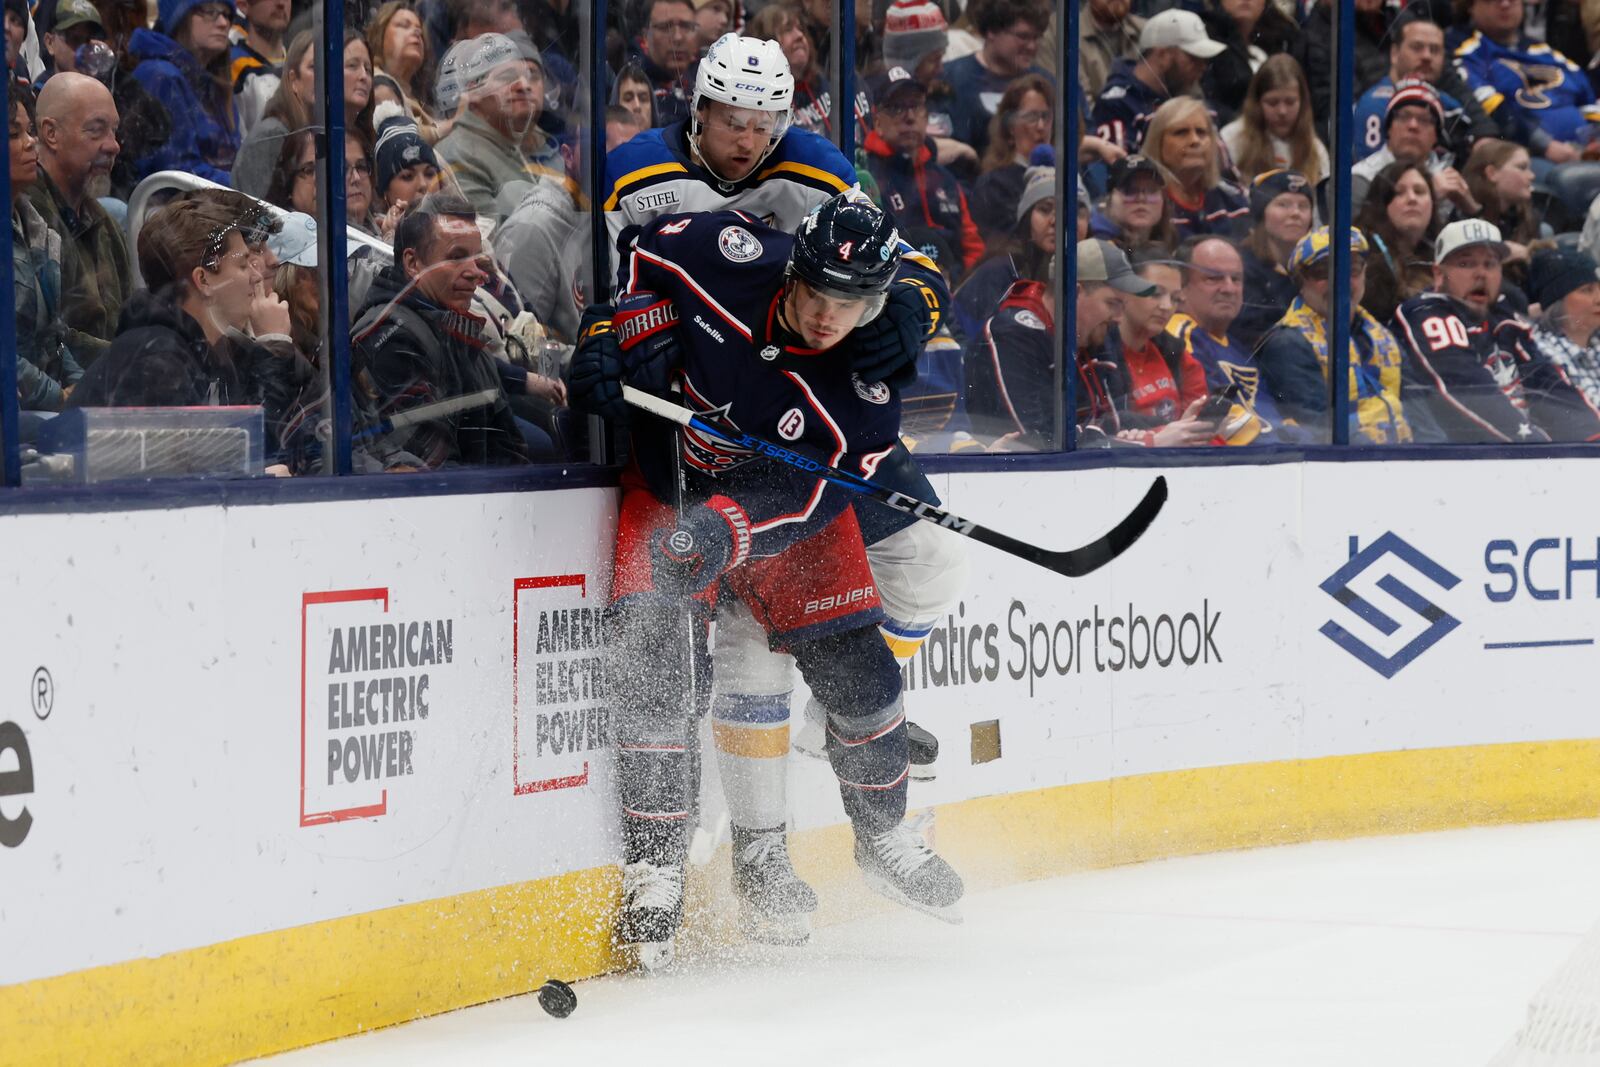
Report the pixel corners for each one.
[368,2,441,142]
[749,5,831,136]
[1464,138,1540,276]
[233,30,314,199]
[1221,53,1328,187]
[1233,168,1314,347]
[970,73,1053,247]
[1144,96,1249,240]
[128,0,240,182]
[1355,160,1441,324]
[1088,154,1178,254]
[262,127,376,233]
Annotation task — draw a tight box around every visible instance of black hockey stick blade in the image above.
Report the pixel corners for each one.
[972,475,1167,578]
[621,386,1168,580]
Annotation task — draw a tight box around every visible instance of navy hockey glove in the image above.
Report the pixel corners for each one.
[613,290,683,397]
[843,278,938,389]
[651,495,752,596]
[567,305,629,424]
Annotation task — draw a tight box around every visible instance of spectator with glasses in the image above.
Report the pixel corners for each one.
[941,0,1049,158]
[36,0,111,81]
[1088,153,1177,254]
[631,0,699,126]
[128,0,239,183]
[862,66,983,283]
[970,73,1052,247]
[68,193,298,422]
[436,32,561,224]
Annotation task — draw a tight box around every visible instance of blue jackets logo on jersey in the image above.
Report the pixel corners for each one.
[719,226,765,262]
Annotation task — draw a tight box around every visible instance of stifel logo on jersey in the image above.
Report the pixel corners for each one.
[804,583,877,615]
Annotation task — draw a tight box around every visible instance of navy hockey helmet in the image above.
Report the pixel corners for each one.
[787,194,902,318]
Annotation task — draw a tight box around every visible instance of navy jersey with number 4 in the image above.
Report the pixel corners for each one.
[621,209,938,557]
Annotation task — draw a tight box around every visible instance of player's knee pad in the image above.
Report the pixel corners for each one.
[866,522,970,660]
[791,623,902,721]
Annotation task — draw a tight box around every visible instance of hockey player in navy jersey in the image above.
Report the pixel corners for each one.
[569,195,964,966]
[603,34,969,944]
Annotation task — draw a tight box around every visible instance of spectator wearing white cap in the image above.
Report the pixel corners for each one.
[1088,7,1223,155]
[435,31,561,225]
[1350,79,1476,219]
[940,0,1050,158]
[1393,219,1600,443]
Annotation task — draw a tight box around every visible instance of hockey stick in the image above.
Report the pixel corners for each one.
[350,389,501,442]
[621,385,1167,579]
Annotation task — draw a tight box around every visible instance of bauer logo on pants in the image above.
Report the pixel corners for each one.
[299,588,457,826]
[1318,532,1461,679]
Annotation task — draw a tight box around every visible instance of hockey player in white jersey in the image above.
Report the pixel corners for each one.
[604,33,968,946]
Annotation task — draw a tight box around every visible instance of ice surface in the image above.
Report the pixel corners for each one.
[256,820,1600,1067]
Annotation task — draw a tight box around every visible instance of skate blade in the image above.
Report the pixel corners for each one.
[861,869,964,925]
[629,940,677,972]
[738,903,812,946]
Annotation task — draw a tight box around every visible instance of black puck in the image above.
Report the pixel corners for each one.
[538,978,577,1018]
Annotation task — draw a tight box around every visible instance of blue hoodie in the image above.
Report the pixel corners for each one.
[129,27,239,185]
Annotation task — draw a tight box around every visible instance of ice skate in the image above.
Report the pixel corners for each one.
[794,701,940,781]
[854,820,964,924]
[731,826,817,946]
[618,859,684,971]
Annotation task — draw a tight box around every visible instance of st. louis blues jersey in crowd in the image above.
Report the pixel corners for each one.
[1392,291,1600,442]
[618,210,945,556]
[604,120,858,281]
[1354,76,1471,160]
[1450,30,1600,145]
[1164,312,1308,444]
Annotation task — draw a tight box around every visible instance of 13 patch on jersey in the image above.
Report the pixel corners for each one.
[719,226,764,262]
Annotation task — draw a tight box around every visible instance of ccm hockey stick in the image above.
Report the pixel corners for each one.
[621,385,1167,579]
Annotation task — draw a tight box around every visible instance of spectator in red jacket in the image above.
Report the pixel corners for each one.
[862,66,983,283]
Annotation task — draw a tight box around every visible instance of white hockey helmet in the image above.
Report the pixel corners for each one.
[690,34,794,181]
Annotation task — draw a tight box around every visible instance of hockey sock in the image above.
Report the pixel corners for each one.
[711,691,792,832]
[824,699,909,836]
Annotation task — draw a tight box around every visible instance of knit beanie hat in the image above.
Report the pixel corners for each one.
[1383,78,1444,138]
[158,0,233,36]
[373,99,439,194]
[1248,168,1312,223]
[882,0,949,69]
[1530,247,1600,310]
[1016,163,1055,225]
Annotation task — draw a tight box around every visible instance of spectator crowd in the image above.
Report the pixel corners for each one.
[10,0,1600,475]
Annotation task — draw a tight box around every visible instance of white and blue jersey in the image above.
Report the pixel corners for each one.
[605,121,860,283]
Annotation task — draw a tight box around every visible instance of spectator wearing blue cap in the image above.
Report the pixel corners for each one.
[1530,247,1600,410]
[1256,225,1413,445]
[128,0,240,183]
